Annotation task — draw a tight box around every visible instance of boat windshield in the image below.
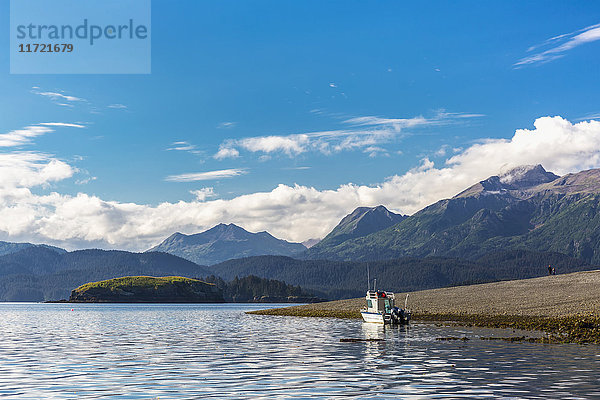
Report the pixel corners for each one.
[384,299,391,313]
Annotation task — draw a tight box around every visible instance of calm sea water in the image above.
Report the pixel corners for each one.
[0,303,599,399]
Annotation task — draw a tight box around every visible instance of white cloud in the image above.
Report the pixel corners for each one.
[190,187,216,201]
[32,89,85,103]
[167,141,196,151]
[167,141,203,156]
[515,23,600,67]
[435,145,449,157]
[39,123,86,128]
[165,168,247,182]
[444,116,600,176]
[108,104,128,109]
[213,111,482,159]
[0,126,53,147]
[0,123,84,148]
[344,111,483,130]
[214,145,240,160]
[239,135,309,156]
[577,112,600,121]
[344,115,429,131]
[284,166,311,170]
[2,116,600,251]
[364,146,389,158]
[0,152,75,190]
[218,122,236,129]
[75,176,97,185]
[38,92,83,102]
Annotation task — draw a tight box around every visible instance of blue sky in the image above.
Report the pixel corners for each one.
[2,1,600,249]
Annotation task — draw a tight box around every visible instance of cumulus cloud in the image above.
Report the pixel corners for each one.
[0,152,75,190]
[165,169,247,182]
[515,23,600,67]
[213,111,482,159]
[214,146,240,160]
[3,116,600,251]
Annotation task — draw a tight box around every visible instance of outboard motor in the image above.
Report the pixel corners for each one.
[402,308,411,324]
[391,307,402,324]
[391,307,410,324]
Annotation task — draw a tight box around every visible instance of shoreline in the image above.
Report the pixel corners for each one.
[248,270,600,344]
[248,307,600,344]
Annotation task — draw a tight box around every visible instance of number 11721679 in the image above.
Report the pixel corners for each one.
[19,43,74,52]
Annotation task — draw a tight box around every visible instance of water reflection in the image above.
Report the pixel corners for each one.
[0,303,598,399]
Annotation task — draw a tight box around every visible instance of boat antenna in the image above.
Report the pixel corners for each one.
[405,293,409,309]
[367,263,371,291]
[374,278,376,291]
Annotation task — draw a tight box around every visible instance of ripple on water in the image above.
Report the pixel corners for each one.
[0,303,598,399]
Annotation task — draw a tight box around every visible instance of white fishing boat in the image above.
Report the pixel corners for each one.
[360,290,411,325]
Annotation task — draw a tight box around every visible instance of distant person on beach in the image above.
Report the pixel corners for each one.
[553,267,556,275]
[548,265,552,275]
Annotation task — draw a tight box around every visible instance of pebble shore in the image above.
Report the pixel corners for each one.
[248,270,600,343]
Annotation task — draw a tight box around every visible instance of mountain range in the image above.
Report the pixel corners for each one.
[309,205,405,250]
[0,241,66,257]
[147,206,402,266]
[150,164,600,267]
[148,223,307,265]
[304,165,600,264]
[2,164,600,301]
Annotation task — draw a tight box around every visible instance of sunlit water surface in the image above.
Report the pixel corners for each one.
[0,303,599,399]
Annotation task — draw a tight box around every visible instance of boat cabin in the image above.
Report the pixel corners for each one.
[364,290,395,314]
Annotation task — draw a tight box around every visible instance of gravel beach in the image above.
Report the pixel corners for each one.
[248,270,600,343]
[250,269,600,318]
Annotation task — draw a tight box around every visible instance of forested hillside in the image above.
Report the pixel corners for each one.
[210,250,591,299]
[0,248,211,301]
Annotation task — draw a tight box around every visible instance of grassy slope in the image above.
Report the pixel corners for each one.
[72,276,207,293]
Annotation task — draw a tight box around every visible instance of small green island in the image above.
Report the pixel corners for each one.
[69,276,224,303]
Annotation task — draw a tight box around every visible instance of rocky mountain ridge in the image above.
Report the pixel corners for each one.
[304,165,600,263]
[148,223,306,265]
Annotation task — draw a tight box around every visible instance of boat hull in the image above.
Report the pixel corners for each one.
[361,311,385,324]
[361,310,410,325]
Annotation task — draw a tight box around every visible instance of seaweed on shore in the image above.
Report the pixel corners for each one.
[248,308,600,344]
[436,336,470,341]
[247,307,361,319]
[414,313,600,344]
